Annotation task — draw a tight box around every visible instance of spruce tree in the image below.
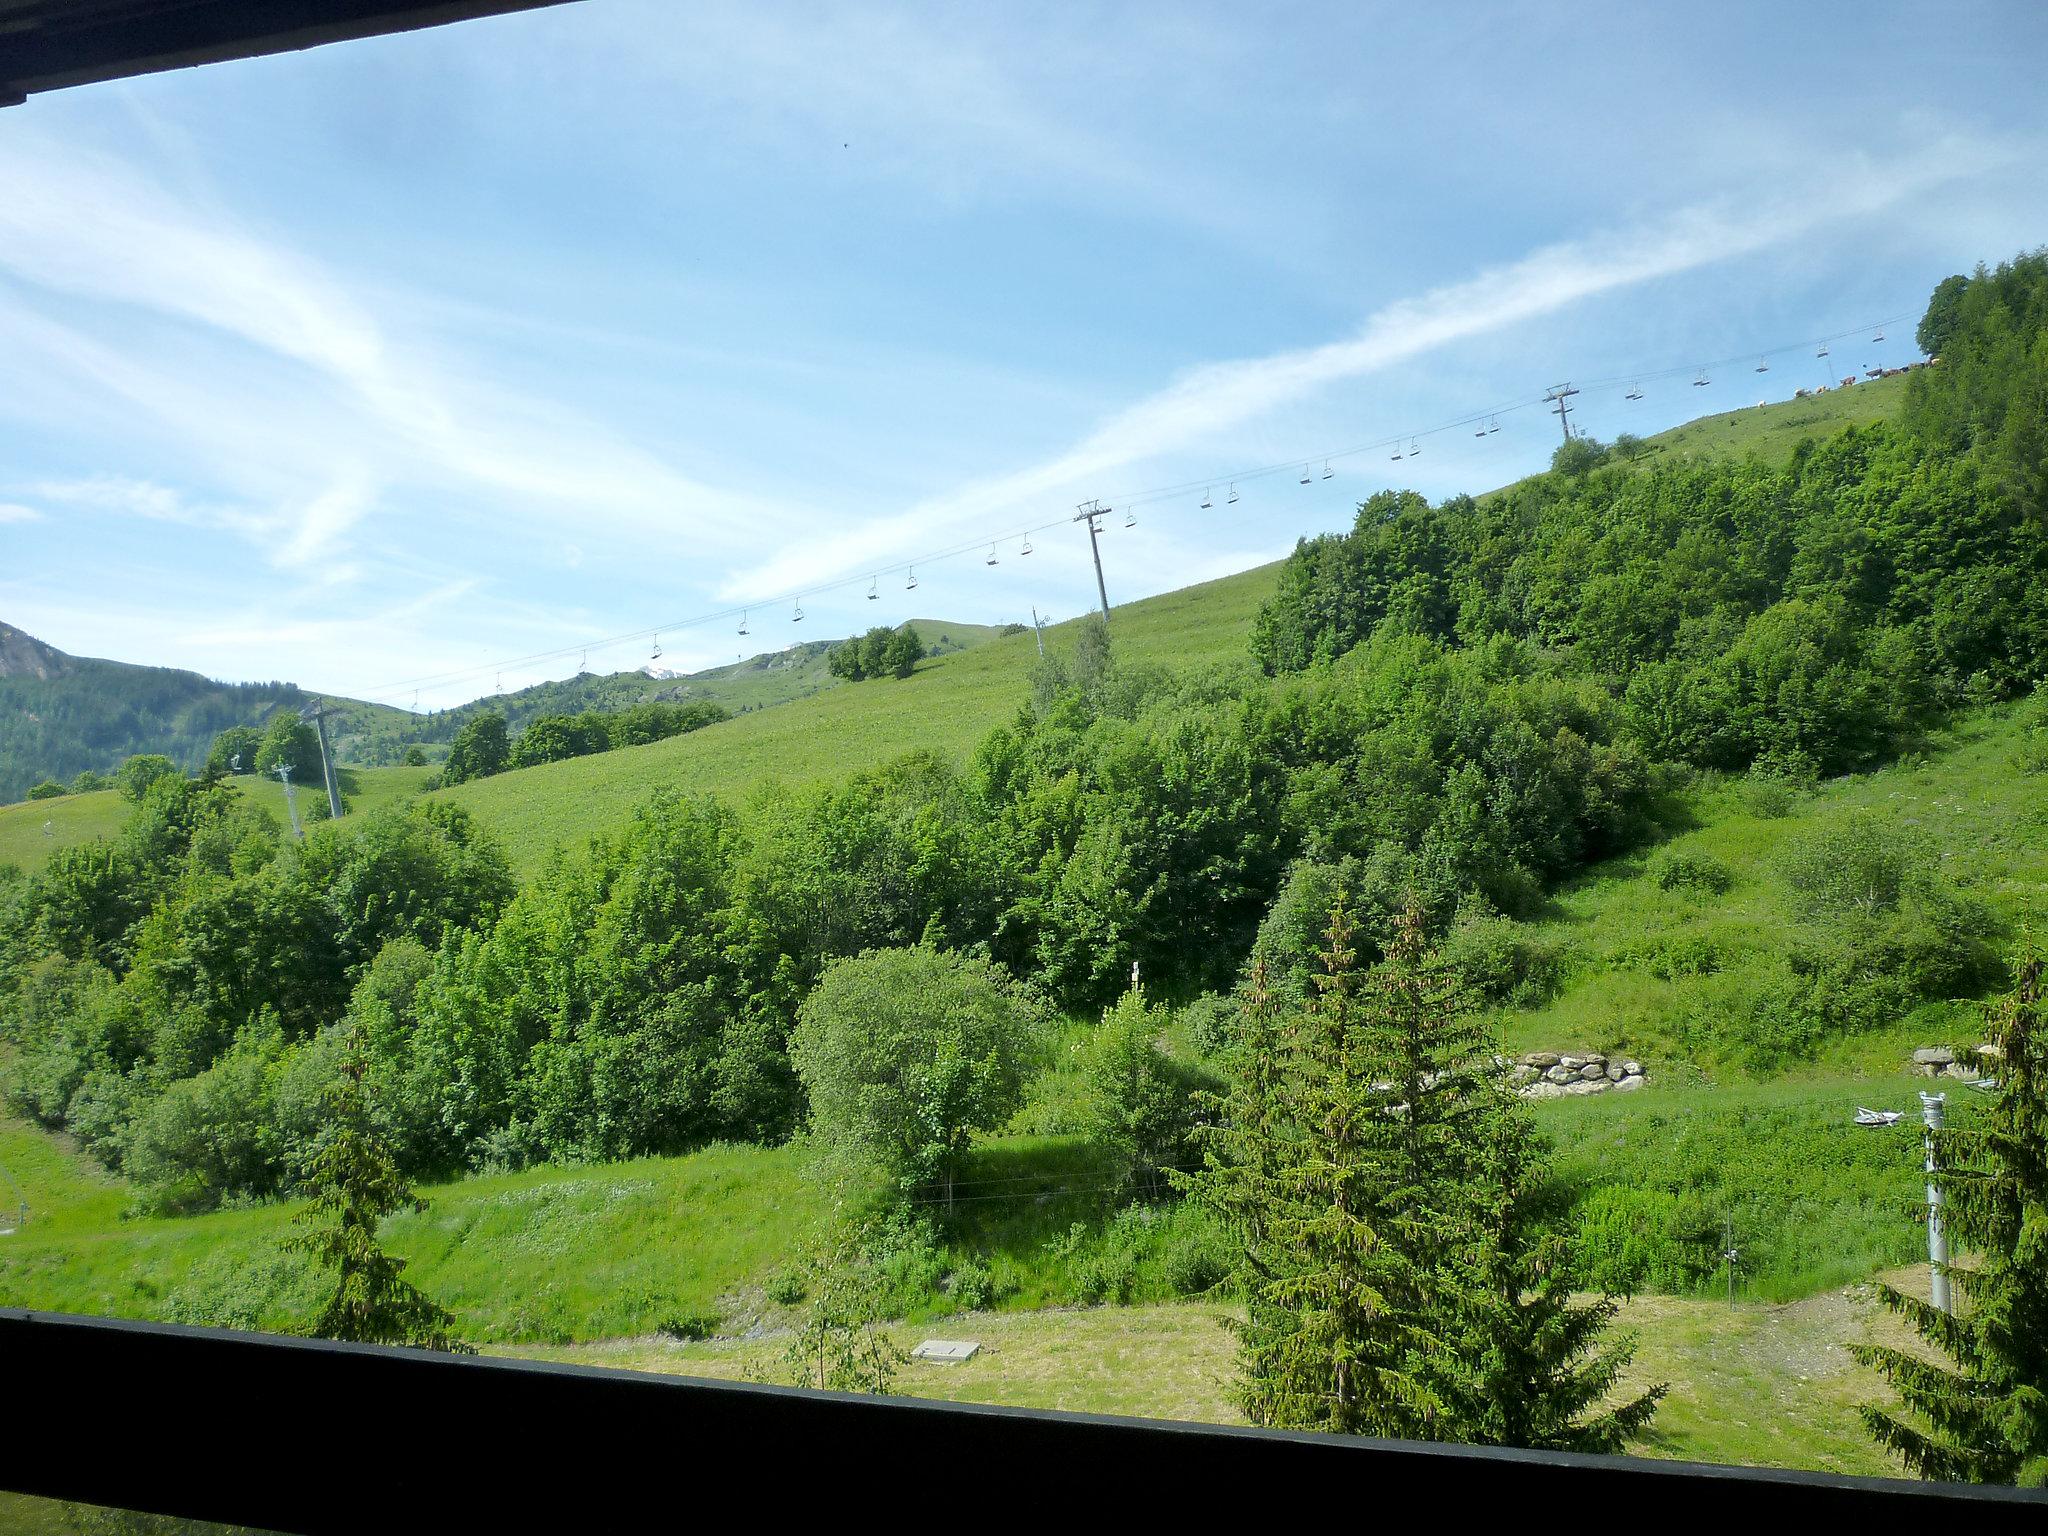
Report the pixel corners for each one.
[1855,950,2048,1485]
[1196,898,1661,1450]
[289,1027,468,1352]
[1194,899,1450,1435]
[1442,1105,1664,1451]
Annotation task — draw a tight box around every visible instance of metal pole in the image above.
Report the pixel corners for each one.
[1921,1091,1950,1314]
[1544,383,1579,445]
[1030,607,1046,658]
[308,705,342,821]
[1073,503,1111,622]
[275,763,303,842]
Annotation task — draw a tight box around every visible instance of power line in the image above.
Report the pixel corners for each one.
[363,311,1915,705]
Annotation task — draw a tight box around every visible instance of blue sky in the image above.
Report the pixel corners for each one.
[2,0,2045,709]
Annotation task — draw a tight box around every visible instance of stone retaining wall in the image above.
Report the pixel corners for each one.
[1509,1052,1646,1099]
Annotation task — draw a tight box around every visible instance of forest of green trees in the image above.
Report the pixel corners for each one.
[2,253,2041,1204]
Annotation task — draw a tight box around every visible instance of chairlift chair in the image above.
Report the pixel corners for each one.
[1487,417,1500,433]
[1123,508,1136,528]
[1299,465,1311,484]
[1200,488,1213,509]
[1693,369,1710,387]
[906,568,918,590]
[738,612,750,636]
[986,544,999,566]
[1754,357,1769,373]
[1408,438,1421,457]
[1626,381,1643,400]
[1321,461,1333,480]
[1227,483,1239,503]
[1021,536,1033,556]
[1816,342,1830,358]
[792,601,804,623]
[1872,327,1885,343]
[648,638,661,662]
[1391,443,1404,461]
[868,577,879,600]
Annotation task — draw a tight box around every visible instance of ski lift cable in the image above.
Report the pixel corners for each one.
[365,310,1916,700]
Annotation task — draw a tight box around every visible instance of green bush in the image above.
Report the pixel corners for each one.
[1441,901,1567,1005]
[124,1030,287,1213]
[1777,811,1915,917]
[1080,986,1220,1196]
[1176,992,1238,1057]
[657,1309,721,1341]
[1737,768,1800,819]
[1649,847,1733,895]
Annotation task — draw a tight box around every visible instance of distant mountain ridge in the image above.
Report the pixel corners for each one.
[0,621,326,803]
[0,618,1009,803]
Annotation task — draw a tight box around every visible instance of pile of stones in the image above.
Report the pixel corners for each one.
[1912,1044,2000,1081]
[1508,1052,1646,1099]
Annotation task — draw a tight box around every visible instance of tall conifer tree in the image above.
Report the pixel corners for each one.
[1197,898,1660,1450]
[1856,951,2048,1485]
[289,1027,468,1351]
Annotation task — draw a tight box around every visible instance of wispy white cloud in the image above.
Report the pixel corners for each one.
[0,134,803,563]
[722,133,2009,599]
[0,502,42,524]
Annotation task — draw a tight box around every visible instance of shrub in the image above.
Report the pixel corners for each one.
[1081,986,1220,1196]
[1177,992,1238,1057]
[944,1260,994,1311]
[1572,1185,1723,1294]
[1648,847,1733,896]
[1441,901,1567,1006]
[1777,812,1914,917]
[25,779,64,800]
[765,1266,810,1306]
[1737,769,1799,819]
[657,1309,721,1341]
[125,1030,287,1213]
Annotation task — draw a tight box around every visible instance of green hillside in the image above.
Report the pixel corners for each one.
[428,568,1277,873]
[335,616,1013,765]
[1497,703,2048,1076]
[0,370,1915,873]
